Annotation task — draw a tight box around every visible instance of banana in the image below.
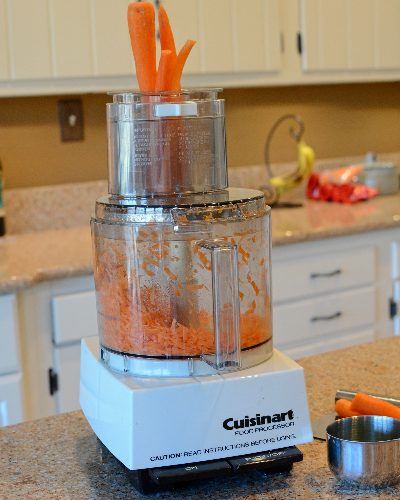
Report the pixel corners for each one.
[269,140,315,196]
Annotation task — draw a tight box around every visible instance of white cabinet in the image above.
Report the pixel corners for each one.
[18,276,97,421]
[6,0,53,80]
[1,0,134,83]
[0,373,24,426]
[0,293,24,426]
[0,0,400,95]
[50,0,94,78]
[92,0,133,76]
[299,0,400,73]
[51,289,98,413]
[390,240,400,335]
[53,343,82,414]
[272,228,397,359]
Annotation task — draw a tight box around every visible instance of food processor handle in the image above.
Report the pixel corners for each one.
[197,239,241,371]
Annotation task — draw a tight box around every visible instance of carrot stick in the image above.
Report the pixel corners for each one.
[335,399,362,418]
[155,50,175,91]
[351,393,400,419]
[158,5,177,58]
[170,39,196,91]
[127,2,157,92]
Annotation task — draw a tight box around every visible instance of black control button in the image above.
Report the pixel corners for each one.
[227,446,303,473]
[148,459,232,485]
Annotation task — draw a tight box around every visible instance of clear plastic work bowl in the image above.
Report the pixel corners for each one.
[91,188,273,377]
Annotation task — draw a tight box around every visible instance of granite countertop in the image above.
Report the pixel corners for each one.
[1,192,400,293]
[1,337,400,499]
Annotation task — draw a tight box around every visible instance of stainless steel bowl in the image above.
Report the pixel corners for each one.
[327,416,400,486]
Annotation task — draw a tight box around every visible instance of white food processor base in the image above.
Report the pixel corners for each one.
[80,336,313,472]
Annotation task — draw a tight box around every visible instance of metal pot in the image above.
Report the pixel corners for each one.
[358,161,399,195]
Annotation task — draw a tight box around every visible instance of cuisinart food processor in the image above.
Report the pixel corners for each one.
[80,89,312,493]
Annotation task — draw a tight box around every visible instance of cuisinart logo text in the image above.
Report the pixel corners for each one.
[223,410,295,435]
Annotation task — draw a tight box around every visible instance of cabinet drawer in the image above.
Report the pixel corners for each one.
[273,286,375,346]
[52,291,98,345]
[0,294,20,375]
[272,246,375,302]
[280,328,375,360]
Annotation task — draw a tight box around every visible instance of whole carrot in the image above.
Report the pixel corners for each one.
[158,5,177,58]
[170,39,196,91]
[127,2,157,92]
[335,399,362,418]
[351,392,400,419]
[155,50,175,91]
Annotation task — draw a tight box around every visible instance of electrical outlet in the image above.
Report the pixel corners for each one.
[58,99,84,142]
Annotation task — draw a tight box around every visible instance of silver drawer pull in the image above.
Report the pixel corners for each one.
[310,269,342,279]
[311,311,342,322]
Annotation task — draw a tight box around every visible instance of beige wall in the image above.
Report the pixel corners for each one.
[1,81,400,189]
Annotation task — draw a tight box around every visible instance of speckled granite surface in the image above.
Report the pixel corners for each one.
[1,337,399,499]
[0,226,92,293]
[1,192,400,293]
[1,166,400,293]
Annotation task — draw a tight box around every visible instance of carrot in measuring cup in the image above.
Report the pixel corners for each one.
[351,392,400,419]
[127,2,157,92]
[335,399,362,418]
[170,39,196,91]
[155,50,175,91]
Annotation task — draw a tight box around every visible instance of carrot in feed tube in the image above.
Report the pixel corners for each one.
[170,39,196,91]
[127,2,157,92]
[155,50,175,92]
[158,5,177,58]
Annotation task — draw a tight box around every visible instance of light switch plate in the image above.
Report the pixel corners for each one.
[58,99,84,142]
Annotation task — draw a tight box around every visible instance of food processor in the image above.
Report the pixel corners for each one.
[80,89,312,493]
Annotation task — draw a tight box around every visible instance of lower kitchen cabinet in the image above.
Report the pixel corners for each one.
[0,373,24,426]
[17,276,97,421]
[0,293,24,426]
[53,343,82,414]
[13,226,400,422]
[272,228,397,358]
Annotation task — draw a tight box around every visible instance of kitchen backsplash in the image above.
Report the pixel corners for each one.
[4,152,400,235]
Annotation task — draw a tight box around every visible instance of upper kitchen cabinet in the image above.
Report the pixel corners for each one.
[0,0,399,96]
[0,0,136,95]
[298,0,400,78]
[6,0,53,79]
[160,0,282,85]
[91,0,134,77]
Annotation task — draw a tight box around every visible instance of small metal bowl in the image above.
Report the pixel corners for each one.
[327,415,400,486]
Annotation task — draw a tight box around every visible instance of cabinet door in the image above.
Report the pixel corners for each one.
[299,0,374,71]
[91,0,134,76]
[374,0,400,70]
[231,0,281,72]
[7,0,53,79]
[53,343,80,414]
[163,0,281,74]
[0,294,20,375]
[0,373,24,426]
[161,0,201,74]
[49,0,93,77]
[299,0,400,72]
[0,0,10,80]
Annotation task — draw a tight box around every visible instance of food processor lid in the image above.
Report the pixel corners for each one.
[93,187,269,224]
